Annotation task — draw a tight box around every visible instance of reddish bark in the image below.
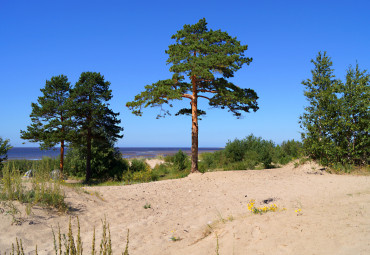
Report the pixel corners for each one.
[191,75,199,173]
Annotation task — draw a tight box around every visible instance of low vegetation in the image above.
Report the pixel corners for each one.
[0,159,67,212]
[4,217,130,255]
[199,135,302,172]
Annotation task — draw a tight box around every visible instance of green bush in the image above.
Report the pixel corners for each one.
[129,159,149,172]
[64,140,128,181]
[150,163,190,181]
[225,135,275,168]
[224,160,256,171]
[152,163,170,177]
[172,150,190,171]
[273,140,303,165]
[199,135,302,172]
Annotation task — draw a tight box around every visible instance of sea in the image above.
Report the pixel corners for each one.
[7,147,222,160]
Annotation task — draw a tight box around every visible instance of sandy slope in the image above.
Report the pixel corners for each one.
[1,162,369,254]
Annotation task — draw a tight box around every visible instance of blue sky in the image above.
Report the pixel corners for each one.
[0,0,369,147]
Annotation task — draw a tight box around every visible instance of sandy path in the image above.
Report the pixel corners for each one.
[1,162,369,254]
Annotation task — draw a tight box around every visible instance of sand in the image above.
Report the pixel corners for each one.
[1,161,369,254]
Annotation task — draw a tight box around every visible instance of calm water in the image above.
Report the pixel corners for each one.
[7,147,222,160]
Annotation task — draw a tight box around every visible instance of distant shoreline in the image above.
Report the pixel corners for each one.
[7,147,223,160]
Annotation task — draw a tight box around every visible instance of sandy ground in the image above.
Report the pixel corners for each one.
[1,161,369,254]
[145,159,164,169]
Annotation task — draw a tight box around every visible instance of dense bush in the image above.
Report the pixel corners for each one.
[163,150,190,171]
[225,135,275,168]
[274,140,303,165]
[129,159,149,172]
[199,135,303,172]
[173,150,190,170]
[64,140,128,181]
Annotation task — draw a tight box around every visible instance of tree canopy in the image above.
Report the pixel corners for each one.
[300,52,369,166]
[71,72,123,181]
[127,18,259,172]
[20,75,72,173]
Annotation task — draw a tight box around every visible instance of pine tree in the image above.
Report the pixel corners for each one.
[71,72,123,182]
[126,18,259,172]
[0,137,12,169]
[20,75,72,173]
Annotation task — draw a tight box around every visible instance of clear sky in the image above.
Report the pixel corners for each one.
[1,0,369,147]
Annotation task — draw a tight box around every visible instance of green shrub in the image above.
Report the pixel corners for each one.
[224,135,275,168]
[129,159,149,172]
[224,160,256,171]
[172,150,190,171]
[152,163,170,177]
[151,163,190,181]
[64,141,128,181]
[199,150,229,171]
[199,135,302,171]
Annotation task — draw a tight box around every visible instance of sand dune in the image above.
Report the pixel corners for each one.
[1,162,369,254]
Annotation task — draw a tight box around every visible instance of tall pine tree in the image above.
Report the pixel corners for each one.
[20,75,72,173]
[71,72,123,182]
[127,18,259,172]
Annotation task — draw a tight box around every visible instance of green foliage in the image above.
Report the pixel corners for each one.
[143,202,151,209]
[126,18,258,117]
[0,137,12,169]
[126,18,258,172]
[20,72,124,182]
[1,157,60,177]
[300,52,369,167]
[199,151,227,171]
[70,72,123,181]
[164,150,190,171]
[121,159,152,183]
[224,135,275,168]
[149,163,190,181]
[129,159,149,172]
[173,150,189,171]
[336,64,369,165]
[274,140,303,165]
[64,141,128,181]
[20,75,72,173]
[0,161,67,211]
[199,135,302,171]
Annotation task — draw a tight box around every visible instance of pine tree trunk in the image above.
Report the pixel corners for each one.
[86,96,92,182]
[191,76,199,173]
[59,115,64,178]
[60,140,64,173]
[86,127,92,182]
